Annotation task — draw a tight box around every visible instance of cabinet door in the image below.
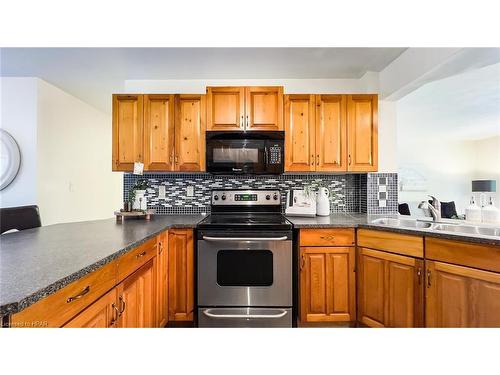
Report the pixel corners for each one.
[245,86,283,131]
[117,259,156,328]
[143,94,175,171]
[299,247,356,323]
[63,288,118,328]
[112,94,144,171]
[426,261,500,327]
[206,87,245,131]
[284,95,316,172]
[315,95,347,172]
[174,95,206,171]
[358,248,424,328]
[347,94,378,172]
[156,231,169,328]
[168,229,194,321]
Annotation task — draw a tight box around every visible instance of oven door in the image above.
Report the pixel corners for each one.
[197,231,292,307]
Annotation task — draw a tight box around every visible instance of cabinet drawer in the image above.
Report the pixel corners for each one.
[426,237,500,273]
[117,238,157,283]
[357,229,423,258]
[11,260,117,328]
[300,228,355,247]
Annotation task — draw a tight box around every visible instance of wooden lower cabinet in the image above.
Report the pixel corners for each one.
[156,231,169,327]
[426,260,500,327]
[64,288,118,328]
[117,259,156,328]
[168,229,194,321]
[357,247,424,328]
[299,246,356,323]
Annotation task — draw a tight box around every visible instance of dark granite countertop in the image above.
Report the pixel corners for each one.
[0,215,205,317]
[286,213,500,246]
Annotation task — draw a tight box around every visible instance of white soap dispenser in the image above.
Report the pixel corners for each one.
[481,197,500,224]
[465,196,481,222]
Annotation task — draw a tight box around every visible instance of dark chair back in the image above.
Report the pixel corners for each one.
[398,203,411,216]
[0,205,41,234]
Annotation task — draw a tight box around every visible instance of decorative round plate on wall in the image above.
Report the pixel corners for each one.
[0,129,21,190]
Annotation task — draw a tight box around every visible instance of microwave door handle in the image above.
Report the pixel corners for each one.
[202,236,288,241]
[203,309,288,319]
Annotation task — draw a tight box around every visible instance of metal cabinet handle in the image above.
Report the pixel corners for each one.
[202,236,288,242]
[110,303,119,326]
[203,309,287,319]
[119,296,126,316]
[316,154,319,165]
[311,154,314,165]
[175,155,179,164]
[135,251,147,259]
[246,115,249,128]
[348,154,352,166]
[66,286,90,303]
[427,270,432,288]
[417,268,422,285]
[320,235,335,241]
[158,242,163,254]
[240,115,244,129]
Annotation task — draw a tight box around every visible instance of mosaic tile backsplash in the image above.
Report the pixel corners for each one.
[123,173,398,215]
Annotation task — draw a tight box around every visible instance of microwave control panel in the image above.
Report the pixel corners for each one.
[268,145,282,164]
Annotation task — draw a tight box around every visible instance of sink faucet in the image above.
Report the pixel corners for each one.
[418,195,441,221]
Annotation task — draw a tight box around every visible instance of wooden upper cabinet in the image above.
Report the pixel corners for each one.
[168,229,194,321]
[64,288,118,328]
[245,86,283,131]
[357,248,424,328]
[300,246,356,323]
[284,95,316,171]
[143,94,175,171]
[315,95,347,172]
[206,87,245,131]
[112,94,144,171]
[174,95,206,171]
[347,94,378,172]
[117,259,156,328]
[426,260,500,328]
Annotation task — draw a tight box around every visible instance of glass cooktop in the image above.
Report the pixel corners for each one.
[197,213,292,230]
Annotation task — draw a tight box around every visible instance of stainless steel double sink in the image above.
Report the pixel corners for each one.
[370,218,500,237]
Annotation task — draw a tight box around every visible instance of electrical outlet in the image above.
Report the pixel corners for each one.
[186,186,194,198]
[158,185,166,199]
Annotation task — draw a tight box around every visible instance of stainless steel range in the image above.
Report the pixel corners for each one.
[197,189,293,327]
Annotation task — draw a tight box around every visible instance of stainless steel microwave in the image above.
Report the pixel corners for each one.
[206,131,284,174]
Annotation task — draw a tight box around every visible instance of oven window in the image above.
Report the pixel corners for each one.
[217,250,273,286]
[212,147,259,163]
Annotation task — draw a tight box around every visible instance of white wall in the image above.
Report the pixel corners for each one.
[37,80,122,225]
[0,77,38,208]
[378,100,398,173]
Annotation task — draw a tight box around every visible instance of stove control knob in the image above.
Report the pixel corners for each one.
[214,195,219,201]
[266,195,271,200]
[273,194,278,200]
[221,195,226,201]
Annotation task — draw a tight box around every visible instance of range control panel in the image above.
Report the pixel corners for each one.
[211,190,281,205]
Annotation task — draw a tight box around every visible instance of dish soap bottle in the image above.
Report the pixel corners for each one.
[465,196,481,222]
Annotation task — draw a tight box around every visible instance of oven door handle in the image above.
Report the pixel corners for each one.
[202,236,288,242]
[202,309,288,319]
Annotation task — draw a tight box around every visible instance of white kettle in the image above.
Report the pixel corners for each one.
[316,187,330,216]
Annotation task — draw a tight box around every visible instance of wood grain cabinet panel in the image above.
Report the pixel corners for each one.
[357,248,424,328]
[143,94,175,171]
[117,259,156,328]
[347,94,378,172]
[284,95,316,171]
[168,229,194,321]
[206,87,245,131]
[156,231,169,328]
[245,86,283,131]
[64,288,118,328]
[112,94,144,171]
[426,260,500,327]
[174,95,206,171]
[315,95,347,171]
[299,247,356,323]
[300,228,355,247]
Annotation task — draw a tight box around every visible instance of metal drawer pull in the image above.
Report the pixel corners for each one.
[202,236,288,242]
[110,303,119,326]
[427,270,432,288]
[135,251,147,259]
[203,309,288,319]
[320,235,335,241]
[119,296,126,316]
[66,286,90,303]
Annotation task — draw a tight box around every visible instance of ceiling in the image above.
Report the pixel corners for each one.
[0,48,405,112]
[398,62,500,141]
